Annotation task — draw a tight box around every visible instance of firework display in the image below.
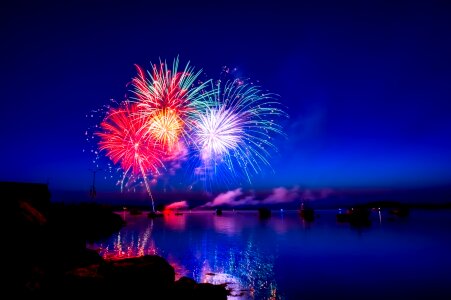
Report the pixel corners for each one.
[191,80,286,184]
[94,57,287,207]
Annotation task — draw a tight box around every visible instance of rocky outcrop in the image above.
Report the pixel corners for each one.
[7,182,228,299]
[48,202,125,243]
[62,255,176,296]
[61,257,230,298]
[2,181,51,213]
[105,255,175,293]
[172,276,229,300]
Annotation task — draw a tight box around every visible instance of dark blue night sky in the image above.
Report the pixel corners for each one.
[1,0,451,201]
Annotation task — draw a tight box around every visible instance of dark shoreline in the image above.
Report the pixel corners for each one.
[6,182,228,299]
[105,202,451,213]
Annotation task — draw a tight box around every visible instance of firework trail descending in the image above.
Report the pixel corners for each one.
[96,101,164,212]
[190,79,287,185]
[131,57,212,151]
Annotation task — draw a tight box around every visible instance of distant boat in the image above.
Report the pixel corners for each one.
[215,208,223,216]
[336,209,349,222]
[389,206,410,217]
[258,207,271,219]
[336,207,371,226]
[299,202,315,222]
[148,211,164,218]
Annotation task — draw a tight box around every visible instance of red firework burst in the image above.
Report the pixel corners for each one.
[96,101,163,178]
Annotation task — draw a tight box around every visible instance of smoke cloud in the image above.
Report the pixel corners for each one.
[201,186,336,208]
[262,186,300,204]
[165,200,189,210]
[203,188,244,207]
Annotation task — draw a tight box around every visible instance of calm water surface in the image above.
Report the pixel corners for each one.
[88,209,451,299]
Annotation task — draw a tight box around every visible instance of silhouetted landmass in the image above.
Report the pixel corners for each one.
[60,255,228,299]
[349,200,451,211]
[51,185,451,212]
[5,181,228,298]
[128,207,143,215]
[2,181,51,212]
[172,276,229,300]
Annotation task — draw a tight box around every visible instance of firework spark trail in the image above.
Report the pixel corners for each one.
[131,57,212,150]
[191,79,287,184]
[96,101,163,211]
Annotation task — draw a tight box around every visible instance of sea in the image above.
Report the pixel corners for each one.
[87,209,451,299]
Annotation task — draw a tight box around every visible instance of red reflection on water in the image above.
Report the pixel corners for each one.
[163,212,187,231]
[89,224,187,281]
[97,232,158,260]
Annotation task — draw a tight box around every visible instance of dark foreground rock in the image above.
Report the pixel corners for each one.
[63,258,228,299]
[6,182,228,299]
[63,255,174,296]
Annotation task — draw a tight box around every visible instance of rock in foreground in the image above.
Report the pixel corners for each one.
[63,256,229,299]
[7,182,228,299]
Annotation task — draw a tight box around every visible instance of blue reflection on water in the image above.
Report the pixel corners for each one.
[89,210,451,299]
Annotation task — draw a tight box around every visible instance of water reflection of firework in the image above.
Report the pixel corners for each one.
[94,219,157,260]
[197,236,279,299]
[89,213,279,299]
[162,214,187,231]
